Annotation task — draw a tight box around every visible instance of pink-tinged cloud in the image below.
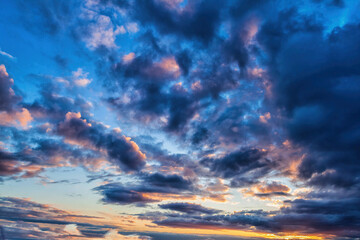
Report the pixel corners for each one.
[122,52,136,64]
[155,0,184,10]
[72,68,92,87]
[0,107,33,128]
[144,57,181,80]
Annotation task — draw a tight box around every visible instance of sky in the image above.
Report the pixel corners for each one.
[0,0,360,239]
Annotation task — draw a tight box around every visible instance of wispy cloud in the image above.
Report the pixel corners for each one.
[0,49,15,60]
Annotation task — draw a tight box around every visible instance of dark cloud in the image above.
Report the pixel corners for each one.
[159,202,221,215]
[17,0,79,36]
[3,1,360,239]
[201,148,273,180]
[137,139,191,168]
[95,183,157,205]
[25,80,93,121]
[54,55,68,68]
[191,127,208,145]
[108,82,200,132]
[273,198,360,237]
[258,9,360,188]
[143,173,192,191]
[0,65,21,112]
[133,0,224,43]
[175,50,192,76]
[153,210,275,231]
[95,172,195,205]
[0,151,22,176]
[0,125,104,178]
[229,0,267,19]
[149,197,360,238]
[99,0,130,8]
[312,0,345,8]
[56,112,146,171]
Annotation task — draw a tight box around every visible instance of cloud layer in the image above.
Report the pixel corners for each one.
[1,0,360,239]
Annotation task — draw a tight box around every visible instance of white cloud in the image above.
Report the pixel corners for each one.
[72,68,92,87]
[116,25,127,34]
[80,8,122,50]
[104,230,152,240]
[64,224,82,236]
[126,22,139,33]
[0,49,15,60]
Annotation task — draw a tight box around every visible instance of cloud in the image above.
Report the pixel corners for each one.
[17,0,79,36]
[104,230,152,240]
[112,54,181,82]
[80,14,122,50]
[94,183,157,205]
[242,181,291,199]
[257,9,360,189]
[64,224,82,236]
[126,22,139,33]
[133,0,224,43]
[0,151,23,176]
[144,56,181,80]
[94,172,196,205]
[201,148,273,181]
[0,49,15,60]
[3,1,360,239]
[0,197,121,239]
[0,108,33,128]
[0,136,106,178]
[57,112,146,171]
[159,202,221,215]
[122,52,136,64]
[0,64,21,112]
[0,65,32,128]
[25,78,93,121]
[72,68,92,87]
[149,197,360,238]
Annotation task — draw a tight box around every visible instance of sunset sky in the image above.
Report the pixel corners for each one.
[1,0,360,239]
